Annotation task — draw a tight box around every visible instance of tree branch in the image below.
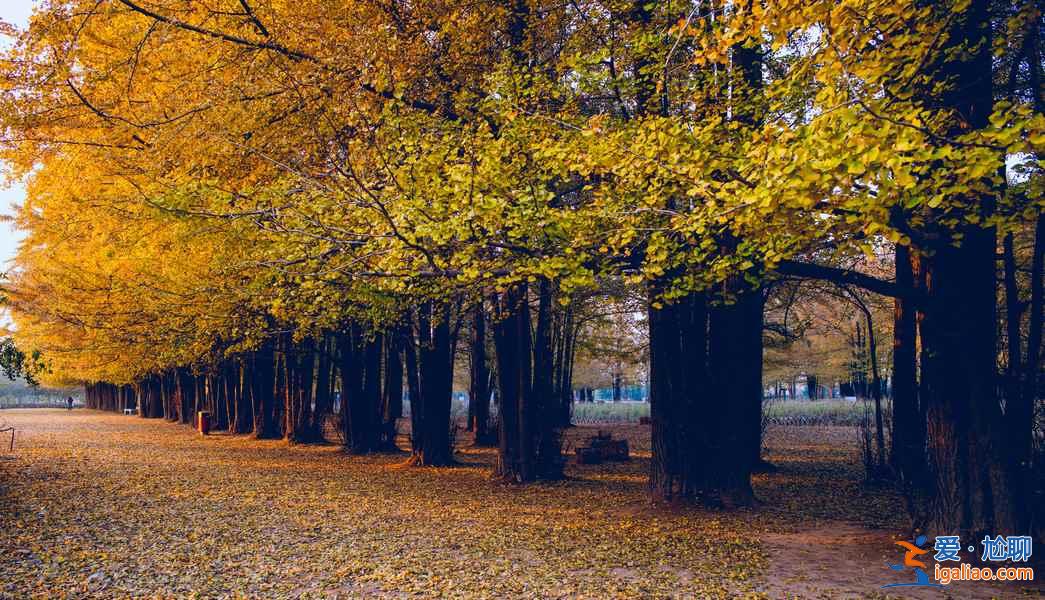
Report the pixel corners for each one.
[775,259,922,301]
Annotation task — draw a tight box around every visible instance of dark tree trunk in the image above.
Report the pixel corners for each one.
[252,338,279,439]
[854,295,886,471]
[311,332,334,439]
[134,381,144,417]
[494,283,534,482]
[339,324,376,454]
[558,305,577,427]
[409,302,454,466]
[920,0,1022,537]
[1010,0,1044,494]
[1003,233,1023,409]
[222,362,235,432]
[491,281,564,481]
[271,341,287,438]
[707,282,759,506]
[891,245,923,482]
[362,332,384,451]
[648,291,711,502]
[146,375,164,419]
[229,359,251,434]
[210,371,226,430]
[380,329,404,451]
[176,367,194,425]
[469,299,494,446]
[403,315,422,451]
[285,337,316,443]
[532,279,563,479]
[922,226,1017,534]
[1006,214,1043,527]
[164,370,178,422]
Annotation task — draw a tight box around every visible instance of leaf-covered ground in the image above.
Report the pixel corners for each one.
[0,410,1037,598]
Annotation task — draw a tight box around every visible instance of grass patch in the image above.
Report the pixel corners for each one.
[567,399,882,427]
[571,401,650,424]
[764,399,885,427]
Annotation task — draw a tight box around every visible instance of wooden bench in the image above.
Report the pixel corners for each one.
[123,408,136,415]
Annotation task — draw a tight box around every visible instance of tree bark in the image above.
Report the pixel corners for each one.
[920,0,1021,537]
[409,302,454,466]
[532,279,564,479]
[494,283,533,482]
[362,331,384,450]
[312,332,334,439]
[891,245,923,482]
[252,338,279,439]
[1008,214,1043,516]
[339,323,376,454]
[707,282,759,506]
[286,337,317,443]
[380,328,404,451]
[558,305,577,427]
[229,358,252,434]
[853,292,886,471]
[648,291,711,502]
[176,367,194,425]
[469,299,495,446]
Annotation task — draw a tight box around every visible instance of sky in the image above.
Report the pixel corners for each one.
[0,1,36,272]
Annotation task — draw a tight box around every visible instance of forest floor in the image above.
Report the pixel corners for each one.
[0,409,1039,599]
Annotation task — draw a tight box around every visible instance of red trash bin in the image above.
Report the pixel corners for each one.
[197,411,211,435]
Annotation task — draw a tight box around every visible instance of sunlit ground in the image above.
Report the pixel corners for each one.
[0,410,1035,598]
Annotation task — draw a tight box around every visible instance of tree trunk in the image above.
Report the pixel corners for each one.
[362,331,384,451]
[707,283,759,506]
[176,367,194,425]
[312,333,334,439]
[891,245,923,482]
[339,324,375,454]
[409,302,454,466]
[286,337,316,443]
[1002,232,1023,409]
[1008,214,1043,523]
[532,279,563,479]
[920,0,1022,537]
[380,328,404,451]
[922,226,1017,534]
[494,283,533,482]
[1010,0,1044,493]
[252,338,279,439]
[559,305,577,427]
[403,315,422,451]
[469,299,494,446]
[648,291,710,502]
[854,295,886,471]
[228,359,251,434]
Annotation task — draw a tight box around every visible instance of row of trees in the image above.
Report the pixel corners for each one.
[1,0,1042,538]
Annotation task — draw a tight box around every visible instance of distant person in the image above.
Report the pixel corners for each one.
[66,396,73,410]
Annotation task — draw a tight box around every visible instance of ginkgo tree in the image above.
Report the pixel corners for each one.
[0,0,1041,540]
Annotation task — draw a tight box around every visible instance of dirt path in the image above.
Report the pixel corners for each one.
[759,523,1037,599]
[752,428,1040,599]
